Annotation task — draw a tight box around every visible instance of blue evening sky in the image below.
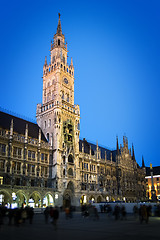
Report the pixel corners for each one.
[0,0,160,167]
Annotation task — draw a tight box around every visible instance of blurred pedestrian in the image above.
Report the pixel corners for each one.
[52,207,59,230]
[44,206,49,224]
[113,205,120,220]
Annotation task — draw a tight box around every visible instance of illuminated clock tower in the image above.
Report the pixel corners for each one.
[36,14,80,206]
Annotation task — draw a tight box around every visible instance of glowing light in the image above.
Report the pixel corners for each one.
[0,194,3,203]
[12,192,16,200]
[11,203,17,209]
[106,196,109,201]
[84,195,86,203]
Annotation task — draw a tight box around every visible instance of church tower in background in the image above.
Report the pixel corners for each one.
[36,14,81,206]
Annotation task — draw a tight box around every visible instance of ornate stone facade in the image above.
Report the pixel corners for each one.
[0,14,146,208]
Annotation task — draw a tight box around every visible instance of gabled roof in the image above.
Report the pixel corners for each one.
[79,138,117,162]
[0,111,47,142]
[146,166,160,176]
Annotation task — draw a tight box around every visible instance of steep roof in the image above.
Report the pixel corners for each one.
[79,138,117,162]
[146,166,160,176]
[0,111,47,142]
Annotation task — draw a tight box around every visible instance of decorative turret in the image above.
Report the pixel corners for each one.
[38,128,41,145]
[10,119,13,138]
[25,124,28,143]
[90,145,91,156]
[96,140,98,152]
[70,57,74,68]
[116,136,119,155]
[44,56,47,67]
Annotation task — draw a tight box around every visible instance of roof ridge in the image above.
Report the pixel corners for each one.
[0,107,36,124]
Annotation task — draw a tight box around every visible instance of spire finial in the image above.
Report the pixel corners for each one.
[57,13,62,35]
[132,143,135,160]
[44,56,47,67]
[71,57,73,66]
[142,155,145,168]
[116,135,119,155]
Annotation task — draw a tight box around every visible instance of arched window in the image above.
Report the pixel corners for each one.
[63,169,65,176]
[58,39,60,45]
[68,154,74,164]
[68,168,73,176]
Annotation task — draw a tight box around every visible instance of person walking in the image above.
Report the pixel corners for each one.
[44,206,49,224]
[52,207,59,230]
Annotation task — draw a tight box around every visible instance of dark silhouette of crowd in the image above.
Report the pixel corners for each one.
[1,202,160,230]
[0,205,34,227]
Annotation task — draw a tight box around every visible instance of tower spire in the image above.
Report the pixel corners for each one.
[57,13,62,35]
[132,143,135,160]
[142,155,145,168]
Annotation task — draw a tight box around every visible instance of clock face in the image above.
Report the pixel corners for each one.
[64,78,68,84]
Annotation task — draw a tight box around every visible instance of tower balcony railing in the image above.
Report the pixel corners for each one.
[40,100,80,116]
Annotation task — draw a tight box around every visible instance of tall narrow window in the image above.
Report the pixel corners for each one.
[62,91,64,100]
[49,119,51,127]
[47,133,49,142]
[58,39,60,45]
[67,94,69,102]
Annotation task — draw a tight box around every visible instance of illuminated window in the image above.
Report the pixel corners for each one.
[0,177,3,185]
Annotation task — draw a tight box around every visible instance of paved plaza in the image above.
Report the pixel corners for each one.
[0,212,160,240]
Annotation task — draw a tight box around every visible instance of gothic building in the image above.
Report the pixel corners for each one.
[0,14,146,208]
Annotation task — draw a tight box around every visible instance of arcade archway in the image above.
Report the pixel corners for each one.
[28,192,41,208]
[43,193,54,207]
[0,190,11,207]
